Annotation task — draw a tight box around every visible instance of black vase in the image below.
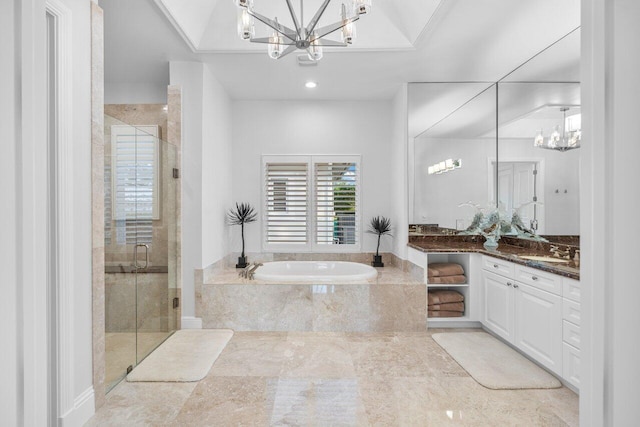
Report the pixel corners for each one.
[372,255,384,267]
[236,256,248,269]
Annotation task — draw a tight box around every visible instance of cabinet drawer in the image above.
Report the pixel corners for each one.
[514,265,563,295]
[563,299,581,326]
[563,277,580,302]
[563,343,581,389]
[482,256,514,277]
[563,320,581,349]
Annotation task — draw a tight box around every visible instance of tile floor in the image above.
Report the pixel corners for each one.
[88,330,579,426]
[105,332,173,390]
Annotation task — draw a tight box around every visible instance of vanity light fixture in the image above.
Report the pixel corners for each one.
[234,0,372,61]
[534,107,581,152]
[428,158,462,175]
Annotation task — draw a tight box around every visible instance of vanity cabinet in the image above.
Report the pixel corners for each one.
[482,256,565,377]
[513,280,562,374]
[562,277,581,389]
[483,271,515,342]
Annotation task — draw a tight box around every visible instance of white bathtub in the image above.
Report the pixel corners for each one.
[253,261,378,282]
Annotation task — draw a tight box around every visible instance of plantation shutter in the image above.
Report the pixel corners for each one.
[111,125,160,245]
[314,161,359,246]
[264,161,309,245]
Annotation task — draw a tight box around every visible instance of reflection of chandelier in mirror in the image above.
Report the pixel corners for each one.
[234,0,372,61]
[534,107,581,152]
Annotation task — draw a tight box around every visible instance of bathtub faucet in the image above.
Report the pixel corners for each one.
[239,263,262,280]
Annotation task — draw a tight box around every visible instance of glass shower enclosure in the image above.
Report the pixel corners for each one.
[103,112,179,391]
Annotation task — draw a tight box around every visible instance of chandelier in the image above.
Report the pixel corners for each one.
[234,0,372,61]
[534,107,581,152]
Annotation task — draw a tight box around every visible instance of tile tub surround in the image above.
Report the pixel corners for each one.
[409,235,580,280]
[87,330,579,426]
[199,265,426,332]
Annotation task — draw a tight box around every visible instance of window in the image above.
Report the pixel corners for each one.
[264,160,309,245]
[107,125,160,245]
[263,155,360,251]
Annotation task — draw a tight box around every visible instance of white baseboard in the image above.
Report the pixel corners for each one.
[181,316,203,329]
[59,386,95,427]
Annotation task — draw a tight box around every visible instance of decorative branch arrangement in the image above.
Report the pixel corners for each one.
[367,216,392,267]
[227,202,258,268]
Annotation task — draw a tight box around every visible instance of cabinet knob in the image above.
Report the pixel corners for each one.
[513,284,519,289]
[493,264,498,268]
[507,282,512,287]
[532,276,538,281]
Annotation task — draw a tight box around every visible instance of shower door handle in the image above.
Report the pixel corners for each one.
[134,244,149,270]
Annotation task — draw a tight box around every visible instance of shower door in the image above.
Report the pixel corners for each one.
[105,115,179,391]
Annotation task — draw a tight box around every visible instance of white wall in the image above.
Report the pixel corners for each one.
[582,0,640,425]
[170,61,232,320]
[231,100,394,256]
[0,1,19,425]
[390,85,409,259]
[1,0,94,424]
[105,81,168,104]
[200,64,233,266]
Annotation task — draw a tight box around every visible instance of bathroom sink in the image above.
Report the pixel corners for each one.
[519,255,571,264]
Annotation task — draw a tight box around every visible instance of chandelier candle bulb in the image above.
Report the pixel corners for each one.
[308,35,323,61]
[237,9,254,40]
[267,24,285,59]
[341,4,356,44]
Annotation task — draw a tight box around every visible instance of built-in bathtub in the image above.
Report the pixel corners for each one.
[199,260,426,332]
[253,261,378,282]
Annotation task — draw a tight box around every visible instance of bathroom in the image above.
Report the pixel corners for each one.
[4,0,640,425]
[95,0,583,421]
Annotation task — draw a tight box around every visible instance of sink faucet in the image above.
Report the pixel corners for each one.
[550,245,571,260]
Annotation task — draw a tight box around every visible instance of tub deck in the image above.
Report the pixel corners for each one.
[197,265,427,332]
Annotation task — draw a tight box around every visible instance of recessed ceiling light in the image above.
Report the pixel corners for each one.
[305,81,317,89]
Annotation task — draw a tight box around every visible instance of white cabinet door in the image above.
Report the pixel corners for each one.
[483,271,515,343]
[514,282,563,375]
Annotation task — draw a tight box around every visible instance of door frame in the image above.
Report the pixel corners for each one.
[46,0,93,424]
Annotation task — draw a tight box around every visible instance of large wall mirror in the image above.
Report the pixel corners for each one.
[409,83,497,229]
[408,28,580,240]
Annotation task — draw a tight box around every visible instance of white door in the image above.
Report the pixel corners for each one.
[497,164,513,214]
[514,282,563,374]
[513,163,536,225]
[483,271,515,343]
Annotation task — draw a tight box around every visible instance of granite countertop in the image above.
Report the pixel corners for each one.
[408,237,580,280]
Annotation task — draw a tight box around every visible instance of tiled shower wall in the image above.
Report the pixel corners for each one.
[104,104,170,267]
